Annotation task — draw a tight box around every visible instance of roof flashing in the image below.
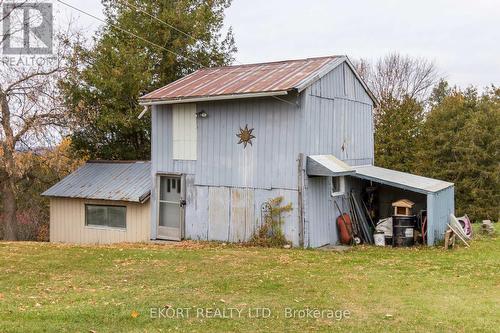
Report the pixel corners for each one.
[307,155,356,177]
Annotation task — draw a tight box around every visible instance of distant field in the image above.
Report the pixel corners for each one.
[0,230,498,332]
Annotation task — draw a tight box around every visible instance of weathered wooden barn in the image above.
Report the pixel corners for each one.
[44,55,454,246]
[138,55,454,247]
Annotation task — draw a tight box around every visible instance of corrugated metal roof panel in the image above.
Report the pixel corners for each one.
[307,155,355,177]
[352,165,454,194]
[42,161,151,203]
[140,56,342,102]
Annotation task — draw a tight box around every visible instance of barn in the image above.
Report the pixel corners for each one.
[44,55,454,246]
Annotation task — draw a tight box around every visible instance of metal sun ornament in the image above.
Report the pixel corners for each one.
[236,124,255,148]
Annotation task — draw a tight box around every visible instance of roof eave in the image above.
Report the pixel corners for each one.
[343,56,379,107]
[294,56,379,107]
[139,90,290,106]
[295,56,346,93]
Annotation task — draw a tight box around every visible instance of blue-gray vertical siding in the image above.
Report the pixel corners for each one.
[303,62,374,166]
[152,61,374,189]
[150,60,377,246]
[152,104,196,175]
[427,186,455,245]
[195,96,303,189]
[302,62,374,247]
[305,177,338,247]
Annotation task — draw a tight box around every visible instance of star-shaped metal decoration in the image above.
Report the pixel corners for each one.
[236,124,255,148]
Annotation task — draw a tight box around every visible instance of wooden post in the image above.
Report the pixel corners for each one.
[297,153,305,248]
[444,228,455,249]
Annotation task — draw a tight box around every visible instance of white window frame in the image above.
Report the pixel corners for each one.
[84,204,127,230]
[172,103,197,160]
[331,176,346,197]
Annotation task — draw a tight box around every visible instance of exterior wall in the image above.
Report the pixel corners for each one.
[152,105,196,175]
[150,60,376,247]
[184,183,300,246]
[302,62,374,166]
[427,186,455,245]
[304,175,362,247]
[196,96,303,189]
[301,62,375,247]
[50,198,150,244]
[304,176,334,247]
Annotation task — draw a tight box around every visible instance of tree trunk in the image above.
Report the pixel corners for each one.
[0,90,18,240]
[2,180,18,240]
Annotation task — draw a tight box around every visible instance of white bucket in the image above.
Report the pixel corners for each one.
[374,232,385,246]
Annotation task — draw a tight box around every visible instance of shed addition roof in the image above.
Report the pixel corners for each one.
[352,165,454,194]
[42,161,151,203]
[140,56,346,104]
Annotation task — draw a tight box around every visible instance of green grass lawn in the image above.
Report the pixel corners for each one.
[0,232,498,333]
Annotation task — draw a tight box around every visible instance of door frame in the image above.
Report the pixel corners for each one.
[155,173,185,241]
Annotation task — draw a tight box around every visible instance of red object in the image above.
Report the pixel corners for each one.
[337,213,353,245]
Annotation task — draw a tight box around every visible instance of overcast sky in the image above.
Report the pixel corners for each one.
[58,0,500,89]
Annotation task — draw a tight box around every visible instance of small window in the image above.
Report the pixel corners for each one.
[331,176,346,197]
[85,205,126,229]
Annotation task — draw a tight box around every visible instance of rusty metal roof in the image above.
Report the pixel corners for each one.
[140,56,343,103]
[42,161,151,203]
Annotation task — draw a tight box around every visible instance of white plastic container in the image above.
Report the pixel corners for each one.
[374,232,386,246]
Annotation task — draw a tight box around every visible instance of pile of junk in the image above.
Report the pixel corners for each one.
[335,188,473,248]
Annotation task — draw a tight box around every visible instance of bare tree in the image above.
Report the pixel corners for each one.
[355,53,439,103]
[0,3,76,240]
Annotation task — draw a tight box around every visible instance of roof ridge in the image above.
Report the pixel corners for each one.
[201,55,341,70]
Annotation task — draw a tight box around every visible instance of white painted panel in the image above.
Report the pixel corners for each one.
[172,103,197,160]
[229,188,255,242]
[208,187,230,241]
[185,177,209,240]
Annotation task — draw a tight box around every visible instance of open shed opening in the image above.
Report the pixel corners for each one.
[349,165,454,246]
[351,177,429,245]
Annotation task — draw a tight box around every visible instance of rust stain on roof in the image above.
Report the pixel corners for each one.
[140,56,341,102]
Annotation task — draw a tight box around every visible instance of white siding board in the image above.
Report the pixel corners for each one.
[172,103,197,161]
[185,179,209,240]
[229,188,255,242]
[208,187,230,241]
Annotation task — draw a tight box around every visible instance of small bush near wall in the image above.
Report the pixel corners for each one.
[249,196,292,247]
[16,208,50,241]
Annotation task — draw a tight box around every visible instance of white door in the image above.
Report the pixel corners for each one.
[157,175,184,240]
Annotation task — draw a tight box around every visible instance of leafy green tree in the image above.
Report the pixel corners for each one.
[374,96,424,172]
[61,0,236,160]
[416,85,500,221]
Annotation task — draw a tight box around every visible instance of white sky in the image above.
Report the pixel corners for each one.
[57,0,500,89]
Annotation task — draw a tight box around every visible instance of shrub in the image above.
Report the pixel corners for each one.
[249,196,292,247]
